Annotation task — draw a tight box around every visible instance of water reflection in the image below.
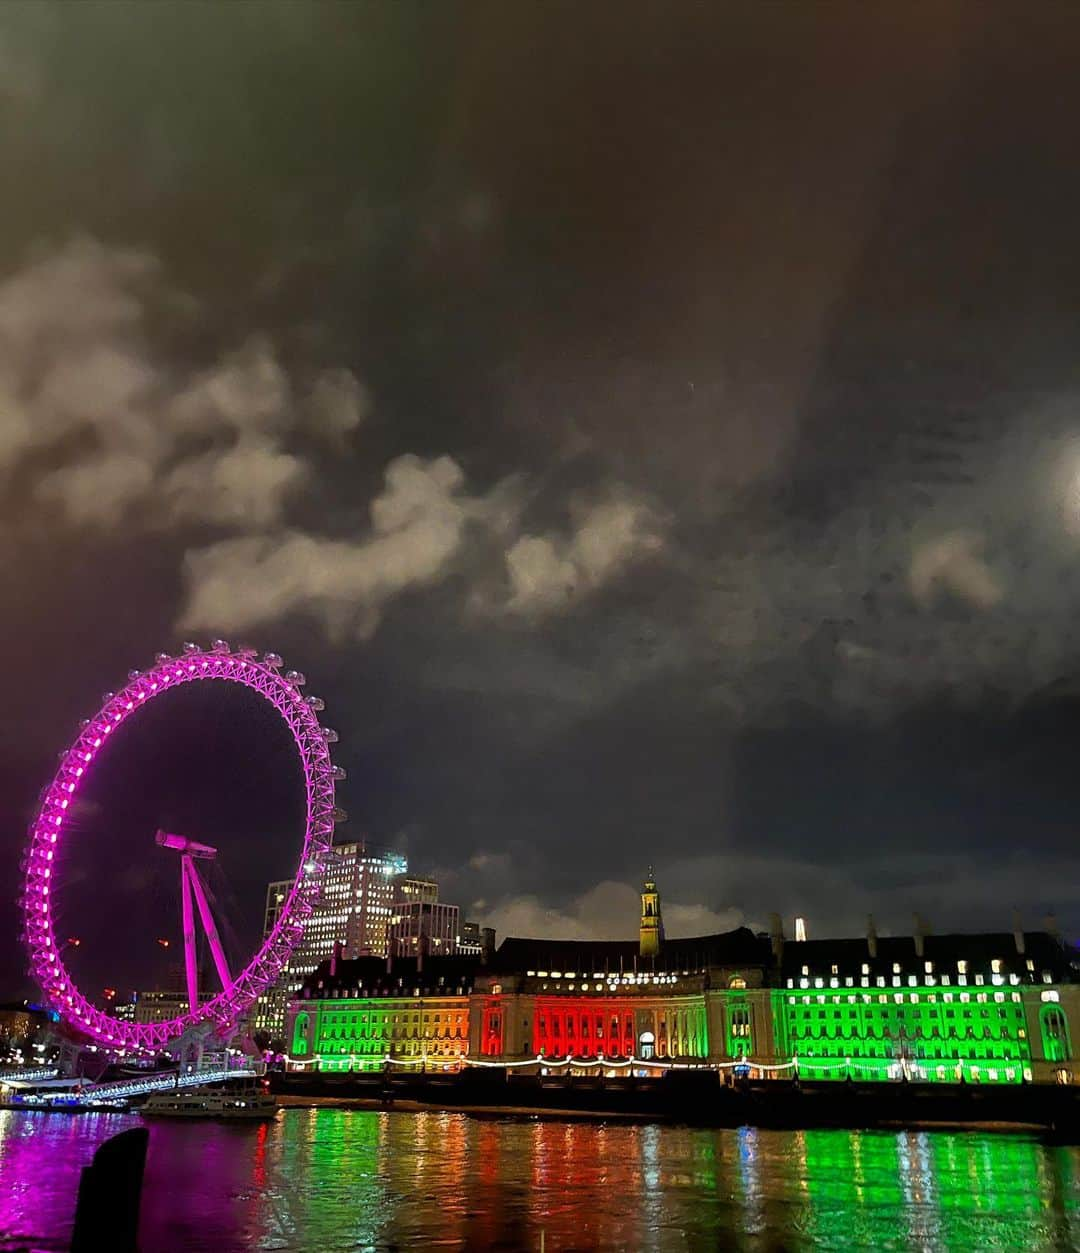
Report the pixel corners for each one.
[3,1107,1080,1251]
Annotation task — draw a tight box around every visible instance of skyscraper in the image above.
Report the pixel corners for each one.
[254,841,407,1039]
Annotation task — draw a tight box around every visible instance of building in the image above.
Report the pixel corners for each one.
[284,872,1080,1086]
[396,876,439,906]
[390,877,460,957]
[134,990,190,1025]
[254,842,407,1039]
[288,954,478,1071]
[0,1002,54,1064]
[457,922,489,959]
[639,868,663,958]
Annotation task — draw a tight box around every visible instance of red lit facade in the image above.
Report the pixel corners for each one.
[532,996,707,1059]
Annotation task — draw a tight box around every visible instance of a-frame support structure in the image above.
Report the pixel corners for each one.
[156,829,233,1013]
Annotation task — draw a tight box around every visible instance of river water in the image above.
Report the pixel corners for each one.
[2,1107,1080,1251]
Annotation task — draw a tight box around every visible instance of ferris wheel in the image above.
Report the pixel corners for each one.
[19,641,340,1054]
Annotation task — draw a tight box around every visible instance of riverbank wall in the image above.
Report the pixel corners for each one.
[272,1069,1080,1137]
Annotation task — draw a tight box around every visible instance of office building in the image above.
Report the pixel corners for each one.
[254,842,407,1039]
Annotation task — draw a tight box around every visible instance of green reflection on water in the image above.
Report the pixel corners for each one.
[6,1108,1080,1251]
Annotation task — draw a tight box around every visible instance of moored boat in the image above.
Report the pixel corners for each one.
[141,1077,277,1120]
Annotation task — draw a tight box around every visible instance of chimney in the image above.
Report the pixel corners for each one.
[1045,911,1061,944]
[913,913,925,960]
[768,913,785,962]
[1012,909,1026,955]
[481,927,496,963]
[330,939,342,979]
[866,914,878,960]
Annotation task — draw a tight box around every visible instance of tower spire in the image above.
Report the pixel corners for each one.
[639,868,663,959]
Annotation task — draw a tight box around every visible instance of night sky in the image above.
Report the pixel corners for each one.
[4,3,1080,997]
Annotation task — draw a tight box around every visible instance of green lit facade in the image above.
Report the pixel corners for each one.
[772,987,1031,1083]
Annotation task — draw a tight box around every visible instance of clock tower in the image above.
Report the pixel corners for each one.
[639,867,664,959]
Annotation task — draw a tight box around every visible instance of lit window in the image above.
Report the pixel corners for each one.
[957,960,968,975]
[892,963,901,975]
[1042,990,1060,1003]
[801,965,809,976]
[924,961,933,975]
[861,963,870,976]
[830,965,838,976]
[1026,959,1035,973]
[991,959,1003,975]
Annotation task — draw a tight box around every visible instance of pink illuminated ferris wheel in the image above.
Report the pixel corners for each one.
[20,642,341,1053]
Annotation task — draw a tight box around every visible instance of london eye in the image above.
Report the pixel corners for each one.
[19,642,340,1055]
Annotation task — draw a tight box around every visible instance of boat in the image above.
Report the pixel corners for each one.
[141,1077,278,1120]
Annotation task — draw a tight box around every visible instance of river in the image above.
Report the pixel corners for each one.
[2,1107,1079,1250]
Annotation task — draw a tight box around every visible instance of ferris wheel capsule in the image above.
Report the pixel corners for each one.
[263,652,283,669]
[182,642,201,654]
[305,695,325,711]
[285,670,306,686]
[211,639,231,653]
[154,653,171,664]
[321,727,339,743]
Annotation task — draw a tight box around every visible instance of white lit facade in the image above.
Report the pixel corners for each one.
[254,843,407,1038]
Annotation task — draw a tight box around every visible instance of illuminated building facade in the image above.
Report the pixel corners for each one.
[254,842,407,1038]
[288,956,476,1071]
[773,931,1073,1084]
[283,878,1080,1086]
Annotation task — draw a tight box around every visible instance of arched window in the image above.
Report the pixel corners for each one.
[292,1012,310,1057]
[639,1030,655,1060]
[1041,1006,1072,1062]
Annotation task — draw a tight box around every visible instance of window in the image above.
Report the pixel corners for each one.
[957,960,968,975]
[1041,1007,1072,1063]
[991,959,1003,975]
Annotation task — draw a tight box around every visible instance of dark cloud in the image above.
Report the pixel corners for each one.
[3,2,1080,995]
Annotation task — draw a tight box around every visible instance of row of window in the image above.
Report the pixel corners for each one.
[787,990,1023,1006]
